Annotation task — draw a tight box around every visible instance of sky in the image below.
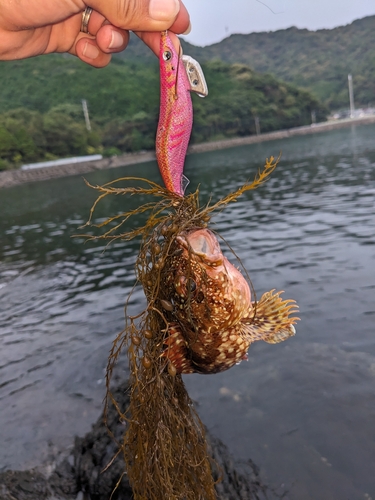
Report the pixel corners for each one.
[182,0,375,46]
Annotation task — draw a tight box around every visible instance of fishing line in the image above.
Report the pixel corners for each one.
[255,0,285,15]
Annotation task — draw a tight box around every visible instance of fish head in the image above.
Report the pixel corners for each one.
[162,228,298,375]
[171,229,252,332]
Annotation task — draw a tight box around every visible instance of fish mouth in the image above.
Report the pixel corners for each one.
[177,229,224,265]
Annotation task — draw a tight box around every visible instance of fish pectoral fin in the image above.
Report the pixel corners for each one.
[263,324,296,344]
[162,323,195,374]
[242,289,299,344]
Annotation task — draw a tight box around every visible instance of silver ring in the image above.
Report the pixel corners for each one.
[81,7,93,34]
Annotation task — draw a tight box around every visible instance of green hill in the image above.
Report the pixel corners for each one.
[0,50,326,169]
[180,15,375,110]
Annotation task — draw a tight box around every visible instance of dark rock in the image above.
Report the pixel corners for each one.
[0,381,270,500]
[0,469,69,500]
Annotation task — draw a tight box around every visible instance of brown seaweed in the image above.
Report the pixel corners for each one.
[82,156,279,500]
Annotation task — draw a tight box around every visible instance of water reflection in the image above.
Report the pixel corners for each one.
[0,124,374,498]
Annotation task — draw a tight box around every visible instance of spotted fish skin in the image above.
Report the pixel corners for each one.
[162,229,299,374]
[156,31,193,196]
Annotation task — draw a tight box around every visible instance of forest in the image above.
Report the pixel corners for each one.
[0,50,327,169]
[183,15,375,110]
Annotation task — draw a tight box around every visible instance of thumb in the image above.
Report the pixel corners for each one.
[88,0,186,32]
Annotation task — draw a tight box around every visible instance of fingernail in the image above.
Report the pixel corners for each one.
[182,22,192,35]
[149,0,180,21]
[109,30,124,49]
[83,42,99,60]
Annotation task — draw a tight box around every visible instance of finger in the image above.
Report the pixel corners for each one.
[84,9,107,35]
[96,25,129,53]
[169,1,190,34]
[88,0,189,33]
[81,9,129,54]
[74,34,112,67]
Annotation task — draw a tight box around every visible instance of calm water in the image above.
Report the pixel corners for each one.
[1,124,374,499]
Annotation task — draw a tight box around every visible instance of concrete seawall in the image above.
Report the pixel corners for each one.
[0,151,156,189]
[1,114,374,189]
[188,114,375,154]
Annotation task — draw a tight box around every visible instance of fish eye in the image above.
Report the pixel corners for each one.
[163,50,172,61]
[189,279,197,293]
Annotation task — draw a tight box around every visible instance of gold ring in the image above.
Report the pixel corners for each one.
[81,6,93,34]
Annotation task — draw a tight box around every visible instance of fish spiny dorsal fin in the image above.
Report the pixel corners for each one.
[242,289,299,344]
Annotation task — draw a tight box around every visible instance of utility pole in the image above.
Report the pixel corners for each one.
[348,74,355,119]
[254,116,261,136]
[82,99,91,131]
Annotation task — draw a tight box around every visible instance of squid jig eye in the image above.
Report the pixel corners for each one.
[163,50,172,61]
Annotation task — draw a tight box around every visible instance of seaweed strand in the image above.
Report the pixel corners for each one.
[83,157,279,499]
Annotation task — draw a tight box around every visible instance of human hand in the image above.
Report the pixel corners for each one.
[0,0,190,67]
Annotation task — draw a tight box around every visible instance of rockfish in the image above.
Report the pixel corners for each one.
[162,229,299,374]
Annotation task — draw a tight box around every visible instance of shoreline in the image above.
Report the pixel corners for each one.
[1,114,374,189]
